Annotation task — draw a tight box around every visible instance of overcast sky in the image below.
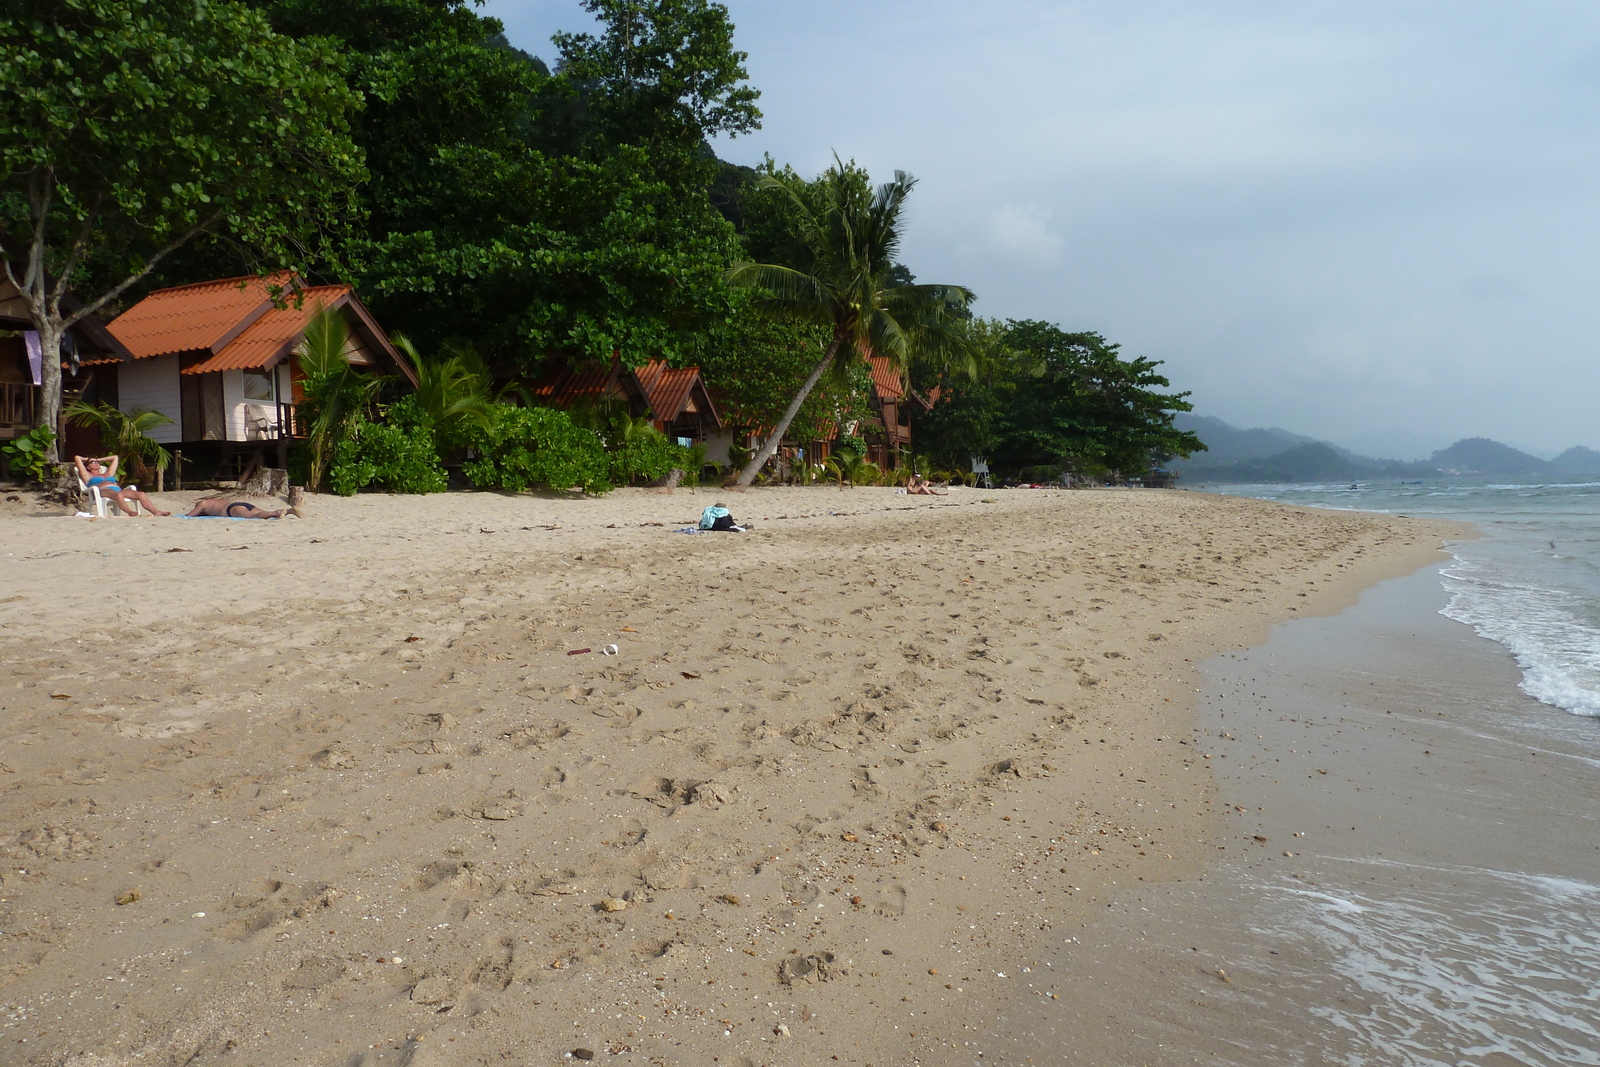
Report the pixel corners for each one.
[482,0,1600,458]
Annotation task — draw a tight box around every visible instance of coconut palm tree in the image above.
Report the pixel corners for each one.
[725,160,975,487]
[296,307,384,492]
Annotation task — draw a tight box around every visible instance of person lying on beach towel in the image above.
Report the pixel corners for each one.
[184,498,301,520]
[73,455,171,516]
[698,503,746,531]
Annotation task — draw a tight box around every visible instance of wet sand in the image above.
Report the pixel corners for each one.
[995,563,1600,1066]
[0,486,1458,1066]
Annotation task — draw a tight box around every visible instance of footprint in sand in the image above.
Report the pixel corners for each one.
[282,956,346,990]
[215,880,338,942]
[872,883,908,918]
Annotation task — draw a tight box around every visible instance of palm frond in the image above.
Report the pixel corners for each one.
[726,262,836,319]
[295,304,348,380]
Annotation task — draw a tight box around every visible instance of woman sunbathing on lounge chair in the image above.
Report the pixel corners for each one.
[73,455,171,516]
[184,498,301,520]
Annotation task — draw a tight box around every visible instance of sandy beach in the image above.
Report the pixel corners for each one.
[0,486,1459,1066]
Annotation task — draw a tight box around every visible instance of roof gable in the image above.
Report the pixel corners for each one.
[107,274,413,385]
[635,360,720,428]
[107,272,295,359]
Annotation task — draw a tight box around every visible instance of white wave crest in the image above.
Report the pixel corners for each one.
[1440,557,1600,717]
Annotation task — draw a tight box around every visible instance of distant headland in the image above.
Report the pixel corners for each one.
[1170,414,1600,483]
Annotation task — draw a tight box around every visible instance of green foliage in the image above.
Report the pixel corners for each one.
[565,396,698,486]
[695,293,870,444]
[392,334,493,449]
[249,0,760,372]
[62,401,173,483]
[724,157,975,484]
[1,425,56,483]
[917,320,1204,479]
[1,0,365,458]
[554,0,761,150]
[325,397,448,496]
[823,452,880,488]
[297,308,386,491]
[463,405,612,494]
[606,429,695,487]
[679,441,710,487]
[2,0,364,279]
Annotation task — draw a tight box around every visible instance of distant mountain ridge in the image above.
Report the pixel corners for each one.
[1430,438,1551,478]
[1171,417,1600,483]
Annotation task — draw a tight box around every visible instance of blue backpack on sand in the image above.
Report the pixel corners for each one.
[699,504,735,531]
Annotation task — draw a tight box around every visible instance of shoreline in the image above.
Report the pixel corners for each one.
[0,487,1464,1066]
[995,555,1600,1066]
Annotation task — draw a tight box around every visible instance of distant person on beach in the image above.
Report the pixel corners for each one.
[72,455,171,516]
[699,503,746,531]
[184,498,301,520]
[906,475,945,496]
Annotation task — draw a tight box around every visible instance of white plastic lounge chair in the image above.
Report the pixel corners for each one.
[78,475,141,517]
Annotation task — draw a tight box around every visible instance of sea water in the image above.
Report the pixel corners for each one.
[1202,479,1600,720]
[1000,483,1600,1065]
[1187,481,1600,1066]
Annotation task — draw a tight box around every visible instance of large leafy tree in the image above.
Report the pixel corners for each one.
[725,159,974,486]
[910,317,1040,469]
[920,321,1204,479]
[251,0,760,372]
[694,293,872,449]
[0,0,364,459]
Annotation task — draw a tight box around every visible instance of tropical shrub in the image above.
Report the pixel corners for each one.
[824,447,879,488]
[607,430,694,487]
[326,397,448,496]
[297,308,385,492]
[463,405,611,494]
[679,441,711,487]
[63,400,173,483]
[392,335,493,451]
[1,425,56,483]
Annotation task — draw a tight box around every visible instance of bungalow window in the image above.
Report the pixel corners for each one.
[241,368,275,402]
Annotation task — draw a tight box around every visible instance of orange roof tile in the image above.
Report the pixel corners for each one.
[181,287,350,375]
[108,273,294,359]
[635,360,717,425]
[867,356,905,399]
[529,362,622,404]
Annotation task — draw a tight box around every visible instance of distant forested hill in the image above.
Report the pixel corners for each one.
[1551,446,1600,476]
[1170,414,1318,462]
[1175,442,1429,483]
[1170,418,1600,484]
[1429,438,1552,478]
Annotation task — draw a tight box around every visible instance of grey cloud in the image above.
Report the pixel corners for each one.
[483,0,1600,451]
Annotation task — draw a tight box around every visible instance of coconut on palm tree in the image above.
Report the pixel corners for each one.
[725,159,975,487]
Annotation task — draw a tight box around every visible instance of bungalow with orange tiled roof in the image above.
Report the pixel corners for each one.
[102,274,413,477]
[862,355,933,470]
[529,357,721,444]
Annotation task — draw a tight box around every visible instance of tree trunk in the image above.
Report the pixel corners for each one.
[36,323,63,462]
[734,334,845,488]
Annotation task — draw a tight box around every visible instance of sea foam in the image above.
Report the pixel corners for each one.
[1440,555,1600,718]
